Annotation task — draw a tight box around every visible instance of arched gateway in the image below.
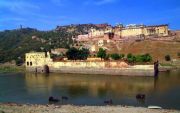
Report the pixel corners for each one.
[43,65,50,74]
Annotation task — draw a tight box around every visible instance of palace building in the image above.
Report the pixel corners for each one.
[77,24,169,42]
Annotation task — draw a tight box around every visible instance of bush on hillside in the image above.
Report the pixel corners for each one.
[127,53,152,63]
[97,48,107,60]
[165,55,171,61]
[110,53,121,60]
[66,47,89,60]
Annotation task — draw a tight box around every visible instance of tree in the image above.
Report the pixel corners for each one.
[127,53,133,59]
[66,47,89,60]
[135,53,152,62]
[97,48,106,60]
[78,48,90,60]
[143,53,152,62]
[165,55,171,61]
[111,53,120,60]
[127,53,136,63]
[66,47,79,60]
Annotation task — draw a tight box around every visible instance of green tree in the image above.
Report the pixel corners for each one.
[127,53,136,63]
[111,53,120,60]
[66,47,79,60]
[135,54,152,62]
[143,53,152,62]
[66,47,89,60]
[97,48,106,60]
[135,55,143,62]
[78,48,90,60]
[127,53,133,59]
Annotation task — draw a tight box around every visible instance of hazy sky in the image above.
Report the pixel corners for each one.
[0,0,180,30]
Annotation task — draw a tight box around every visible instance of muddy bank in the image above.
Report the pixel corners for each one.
[0,103,179,113]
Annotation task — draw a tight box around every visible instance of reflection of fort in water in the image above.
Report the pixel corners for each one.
[25,73,157,97]
[25,71,180,98]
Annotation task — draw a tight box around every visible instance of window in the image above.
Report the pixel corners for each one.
[27,62,29,66]
[30,62,32,66]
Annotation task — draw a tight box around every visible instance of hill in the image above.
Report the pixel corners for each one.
[0,24,180,64]
[120,40,180,61]
[0,24,98,64]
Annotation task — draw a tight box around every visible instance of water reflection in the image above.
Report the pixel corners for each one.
[25,73,156,98]
[1,70,178,108]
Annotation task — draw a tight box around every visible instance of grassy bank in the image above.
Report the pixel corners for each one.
[0,65,25,73]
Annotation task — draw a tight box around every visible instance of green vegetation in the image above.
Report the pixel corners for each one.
[127,53,136,63]
[110,54,120,60]
[97,48,107,60]
[0,24,96,64]
[127,53,152,63]
[0,66,25,73]
[160,63,173,66]
[66,47,90,60]
[165,55,171,61]
[110,53,125,60]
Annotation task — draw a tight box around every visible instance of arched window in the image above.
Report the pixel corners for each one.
[27,62,29,66]
[30,62,32,66]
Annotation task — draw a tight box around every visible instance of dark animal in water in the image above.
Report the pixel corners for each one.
[62,96,68,100]
[48,96,60,103]
[104,99,113,105]
[136,94,146,100]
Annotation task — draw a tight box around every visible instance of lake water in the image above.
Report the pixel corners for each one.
[0,70,180,109]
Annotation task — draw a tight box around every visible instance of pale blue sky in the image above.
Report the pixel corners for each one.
[0,0,180,31]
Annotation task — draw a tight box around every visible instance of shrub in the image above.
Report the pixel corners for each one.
[128,53,152,63]
[165,55,171,61]
[111,53,120,60]
[127,53,136,63]
[97,48,106,60]
[142,53,152,62]
[127,53,133,59]
[66,47,89,60]
[135,55,143,62]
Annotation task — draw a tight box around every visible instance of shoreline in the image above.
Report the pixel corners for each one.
[0,65,25,73]
[0,103,179,113]
[0,63,178,75]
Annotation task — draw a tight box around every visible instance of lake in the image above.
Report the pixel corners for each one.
[0,70,180,109]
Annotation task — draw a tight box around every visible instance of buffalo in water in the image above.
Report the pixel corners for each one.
[48,96,60,103]
[104,99,113,105]
[136,94,146,100]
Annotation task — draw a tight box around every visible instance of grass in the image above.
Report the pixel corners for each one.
[0,65,25,73]
[160,63,173,66]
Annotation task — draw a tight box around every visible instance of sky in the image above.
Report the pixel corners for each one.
[0,0,180,31]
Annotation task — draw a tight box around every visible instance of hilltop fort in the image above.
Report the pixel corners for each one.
[77,24,169,42]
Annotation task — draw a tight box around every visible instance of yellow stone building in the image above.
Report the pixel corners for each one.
[25,52,52,68]
[88,24,169,38]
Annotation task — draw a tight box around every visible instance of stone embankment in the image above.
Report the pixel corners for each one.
[0,103,179,113]
[27,60,155,76]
